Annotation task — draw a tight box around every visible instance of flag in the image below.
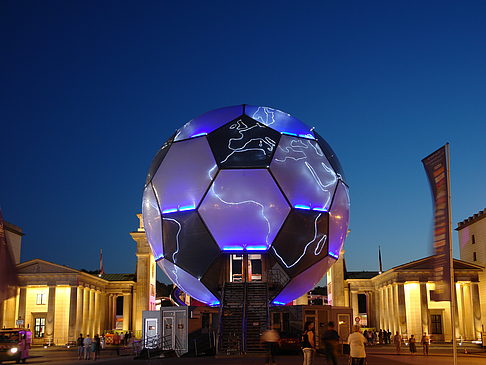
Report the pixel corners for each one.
[99,248,104,277]
[0,210,19,303]
[378,245,383,274]
[422,144,452,301]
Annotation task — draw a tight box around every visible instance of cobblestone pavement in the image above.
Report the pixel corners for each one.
[19,345,486,365]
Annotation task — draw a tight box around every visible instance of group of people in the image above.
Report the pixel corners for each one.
[299,323,432,365]
[393,332,431,355]
[76,334,102,360]
[362,329,392,345]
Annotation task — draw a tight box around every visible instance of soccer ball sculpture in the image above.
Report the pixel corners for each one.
[142,105,349,305]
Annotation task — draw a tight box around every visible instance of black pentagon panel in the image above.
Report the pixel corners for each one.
[162,211,221,280]
[266,254,290,300]
[145,132,176,186]
[201,254,227,300]
[270,209,329,277]
[207,115,281,168]
[314,131,346,182]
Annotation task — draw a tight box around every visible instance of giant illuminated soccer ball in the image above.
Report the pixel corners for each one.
[142,105,349,305]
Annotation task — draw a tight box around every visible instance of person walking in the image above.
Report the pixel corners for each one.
[393,331,402,354]
[421,333,430,355]
[408,334,416,354]
[77,333,84,360]
[321,321,339,365]
[347,325,367,365]
[261,327,280,365]
[83,334,92,360]
[301,321,315,365]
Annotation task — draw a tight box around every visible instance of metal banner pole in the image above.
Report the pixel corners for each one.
[446,143,457,365]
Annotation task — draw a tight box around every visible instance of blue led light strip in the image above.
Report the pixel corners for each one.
[162,205,196,214]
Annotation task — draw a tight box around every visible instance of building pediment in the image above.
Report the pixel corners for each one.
[390,256,483,272]
[17,259,80,275]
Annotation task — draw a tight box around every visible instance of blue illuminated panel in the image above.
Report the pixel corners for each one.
[271,135,338,212]
[272,257,334,305]
[142,183,163,260]
[328,181,350,259]
[158,259,219,305]
[199,169,290,251]
[152,137,218,213]
[245,105,315,139]
[174,105,244,142]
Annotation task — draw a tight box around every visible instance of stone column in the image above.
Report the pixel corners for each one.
[75,286,84,336]
[68,286,78,341]
[82,287,90,335]
[420,283,429,335]
[45,286,56,342]
[107,295,113,330]
[351,291,359,322]
[17,287,27,325]
[88,289,95,336]
[393,284,400,333]
[387,286,395,332]
[123,294,132,331]
[99,293,107,334]
[93,291,100,335]
[471,283,482,339]
[397,283,407,335]
[462,284,473,339]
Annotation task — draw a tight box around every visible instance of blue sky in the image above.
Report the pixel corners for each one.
[1,1,485,282]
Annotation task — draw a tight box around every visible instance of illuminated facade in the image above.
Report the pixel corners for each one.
[328,254,483,342]
[457,208,486,332]
[143,105,350,305]
[0,216,156,345]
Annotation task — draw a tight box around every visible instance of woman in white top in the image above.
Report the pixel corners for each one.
[347,325,367,365]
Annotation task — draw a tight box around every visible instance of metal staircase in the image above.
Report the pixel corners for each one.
[245,282,269,353]
[218,282,269,354]
[218,283,245,354]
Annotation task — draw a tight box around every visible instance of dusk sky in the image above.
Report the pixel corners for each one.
[1,1,485,283]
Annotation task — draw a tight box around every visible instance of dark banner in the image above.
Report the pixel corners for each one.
[0,210,19,303]
[422,145,451,301]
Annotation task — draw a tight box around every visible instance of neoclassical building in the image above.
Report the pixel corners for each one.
[457,207,486,331]
[328,246,484,341]
[0,215,156,345]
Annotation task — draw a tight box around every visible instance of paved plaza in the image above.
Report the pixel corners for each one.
[18,345,486,365]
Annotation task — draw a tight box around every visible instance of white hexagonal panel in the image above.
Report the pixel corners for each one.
[158,259,219,305]
[151,137,218,213]
[174,105,244,142]
[199,169,290,251]
[142,183,163,260]
[328,181,350,259]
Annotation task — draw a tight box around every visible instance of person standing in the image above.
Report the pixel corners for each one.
[83,334,92,360]
[77,334,84,360]
[393,331,402,354]
[347,326,367,365]
[408,335,416,354]
[93,334,101,360]
[301,321,315,365]
[321,321,339,365]
[421,333,430,355]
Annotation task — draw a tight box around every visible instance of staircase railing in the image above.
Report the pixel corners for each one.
[242,282,248,353]
[216,282,226,353]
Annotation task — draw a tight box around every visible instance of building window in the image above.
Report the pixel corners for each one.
[430,314,442,334]
[34,317,46,338]
[36,293,46,305]
[473,252,477,262]
[472,235,475,244]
